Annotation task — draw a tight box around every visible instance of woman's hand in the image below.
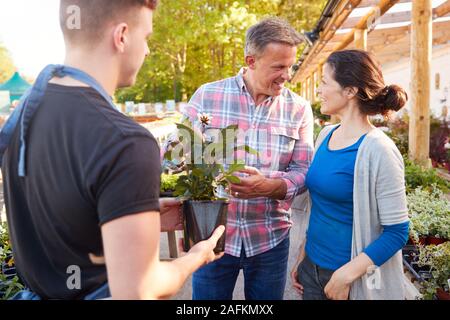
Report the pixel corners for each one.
[290,261,304,295]
[324,253,374,300]
[290,242,306,295]
[324,267,352,300]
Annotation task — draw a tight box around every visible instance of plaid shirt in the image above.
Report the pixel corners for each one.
[183,68,314,257]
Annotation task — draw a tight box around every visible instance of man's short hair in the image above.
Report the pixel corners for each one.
[245,17,303,57]
[60,0,158,45]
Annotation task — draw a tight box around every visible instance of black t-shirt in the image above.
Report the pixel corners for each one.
[2,84,161,299]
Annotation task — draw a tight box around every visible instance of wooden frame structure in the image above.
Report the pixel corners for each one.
[292,0,450,166]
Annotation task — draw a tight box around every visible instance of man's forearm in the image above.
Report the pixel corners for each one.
[152,251,206,299]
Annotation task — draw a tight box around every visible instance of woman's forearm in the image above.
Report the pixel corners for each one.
[339,253,374,284]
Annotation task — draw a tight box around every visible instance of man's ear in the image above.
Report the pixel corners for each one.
[245,55,257,70]
[113,23,129,53]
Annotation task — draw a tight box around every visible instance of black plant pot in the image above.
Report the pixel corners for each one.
[183,200,228,254]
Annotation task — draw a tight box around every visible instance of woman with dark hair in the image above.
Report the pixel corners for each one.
[291,50,410,300]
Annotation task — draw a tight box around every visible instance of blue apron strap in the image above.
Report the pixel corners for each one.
[0,64,116,177]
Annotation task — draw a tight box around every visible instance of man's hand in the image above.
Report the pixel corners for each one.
[228,166,287,200]
[189,225,226,264]
[178,226,225,264]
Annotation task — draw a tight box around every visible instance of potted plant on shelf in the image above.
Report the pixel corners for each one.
[160,172,182,198]
[163,113,257,253]
[0,222,24,300]
[417,242,450,300]
[407,186,450,246]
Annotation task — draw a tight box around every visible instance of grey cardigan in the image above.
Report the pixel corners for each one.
[312,125,409,300]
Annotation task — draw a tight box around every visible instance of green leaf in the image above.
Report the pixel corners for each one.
[227,163,245,174]
[226,175,241,184]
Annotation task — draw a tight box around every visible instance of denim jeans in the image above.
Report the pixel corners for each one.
[297,254,334,300]
[192,237,290,300]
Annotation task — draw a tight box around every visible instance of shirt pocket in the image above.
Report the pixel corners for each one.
[269,126,299,171]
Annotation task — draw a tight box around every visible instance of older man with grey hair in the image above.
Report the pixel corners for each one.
[182,17,314,300]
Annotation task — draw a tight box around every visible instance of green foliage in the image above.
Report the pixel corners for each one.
[115,0,327,103]
[164,117,258,200]
[160,173,183,193]
[407,187,450,241]
[417,242,450,300]
[0,222,24,300]
[383,115,409,157]
[404,158,450,194]
[311,102,330,123]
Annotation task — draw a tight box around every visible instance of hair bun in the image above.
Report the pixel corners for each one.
[381,85,408,112]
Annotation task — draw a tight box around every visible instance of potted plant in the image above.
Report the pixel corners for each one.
[417,242,450,300]
[0,222,24,300]
[407,186,450,245]
[163,113,257,253]
[160,172,182,198]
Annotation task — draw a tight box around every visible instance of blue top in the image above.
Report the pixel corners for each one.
[305,126,409,270]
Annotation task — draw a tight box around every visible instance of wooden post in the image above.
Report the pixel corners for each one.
[409,0,432,167]
[305,76,311,102]
[168,231,178,258]
[354,28,368,50]
[317,64,323,86]
[310,72,316,103]
[316,65,323,101]
[301,81,306,99]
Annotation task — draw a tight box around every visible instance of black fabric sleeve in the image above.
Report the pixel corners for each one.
[89,135,162,226]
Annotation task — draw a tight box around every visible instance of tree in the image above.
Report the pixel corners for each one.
[115,0,326,103]
[0,43,15,84]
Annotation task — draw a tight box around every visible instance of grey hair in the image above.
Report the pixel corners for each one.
[244,17,303,57]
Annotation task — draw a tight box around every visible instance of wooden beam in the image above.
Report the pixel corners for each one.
[293,0,450,84]
[299,12,450,81]
[367,20,450,60]
[292,0,362,83]
[342,10,411,29]
[294,0,399,83]
[344,4,450,29]
[354,28,368,49]
[434,0,450,18]
[409,0,432,166]
[358,0,409,8]
[334,0,400,52]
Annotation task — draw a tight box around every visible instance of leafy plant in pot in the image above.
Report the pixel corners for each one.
[417,242,450,300]
[407,186,450,245]
[0,222,24,300]
[163,113,257,253]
